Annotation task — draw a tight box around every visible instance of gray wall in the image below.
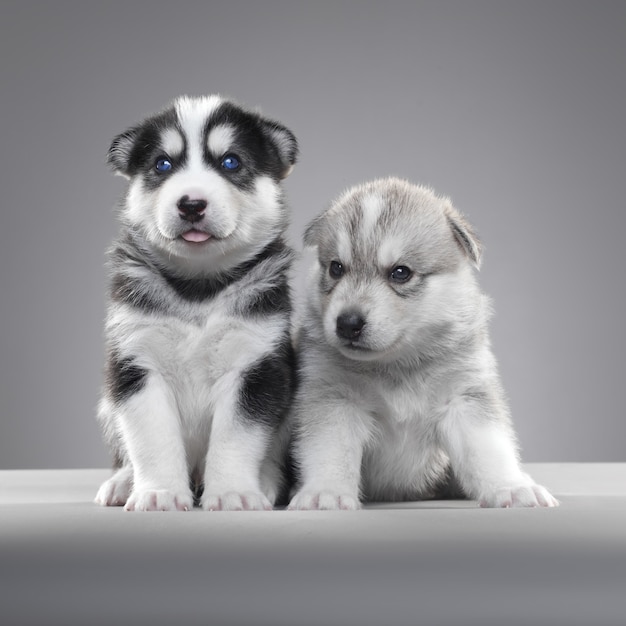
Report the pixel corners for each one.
[1,1,624,468]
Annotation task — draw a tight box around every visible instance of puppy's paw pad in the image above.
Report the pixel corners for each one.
[94,475,132,507]
[287,491,360,511]
[202,491,272,511]
[480,483,559,508]
[124,489,193,512]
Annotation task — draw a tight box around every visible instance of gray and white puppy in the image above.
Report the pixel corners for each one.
[95,95,298,511]
[288,178,558,510]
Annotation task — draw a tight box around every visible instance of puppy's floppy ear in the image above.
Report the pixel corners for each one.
[303,213,325,248]
[444,201,483,269]
[260,119,299,179]
[107,125,141,178]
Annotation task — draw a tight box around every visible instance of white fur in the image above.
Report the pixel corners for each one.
[377,235,404,269]
[99,270,290,512]
[336,229,353,266]
[156,167,238,239]
[207,125,235,158]
[94,464,133,507]
[161,128,184,157]
[359,193,383,240]
[119,373,192,511]
[175,95,223,136]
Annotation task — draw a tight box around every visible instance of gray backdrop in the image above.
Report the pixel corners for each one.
[1,1,624,469]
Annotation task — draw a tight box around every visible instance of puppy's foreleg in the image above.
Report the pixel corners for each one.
[439,393,559,508]
[118,373,193,511]
[202,416,275,511]
[202,360,292,511]
[288,400,372,511]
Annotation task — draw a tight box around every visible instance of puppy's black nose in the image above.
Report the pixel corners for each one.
[177,196,207,223]
[336,312,366,340]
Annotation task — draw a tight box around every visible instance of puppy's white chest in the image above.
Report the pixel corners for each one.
[169,316,238,382]
[378,382,431,424]
[363,379,449,500]
[158,314,264,381]
[122,307,267,413]
[372,378,446,450]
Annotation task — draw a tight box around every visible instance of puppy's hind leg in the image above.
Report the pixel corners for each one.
[94,397,133,506]
[94,464,133,507]
[438,391,559,508]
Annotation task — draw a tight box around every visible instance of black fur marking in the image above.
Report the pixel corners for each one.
[204,103,298,189]
[432,466,467,500]
[108,237,170,314]
[110,272,168,314]
[105,352,147,404]
[107,106,185,184]
[160,238,288,303]
[241,278,291,316]
[274,445,298,508]
[238,337,297,428]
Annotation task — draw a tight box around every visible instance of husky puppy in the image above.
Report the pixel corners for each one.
[288,178,558,510]
[94,95,298,511]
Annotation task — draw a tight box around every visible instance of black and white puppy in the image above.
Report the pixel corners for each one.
[94,95,298,511]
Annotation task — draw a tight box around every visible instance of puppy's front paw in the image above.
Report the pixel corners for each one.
[287,490,361,511]
[124,488,193,511]
[94,474,132,507]
[480,483,559,508]
[202,491,273,511]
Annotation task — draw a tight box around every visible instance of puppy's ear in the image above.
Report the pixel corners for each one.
[444,202,483,269]
[107,126,141,178]
[303,213,325,248]
[260,119,299,179]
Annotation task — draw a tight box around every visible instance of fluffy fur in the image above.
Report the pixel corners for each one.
[95,95,298,511]
[288,178,558,510]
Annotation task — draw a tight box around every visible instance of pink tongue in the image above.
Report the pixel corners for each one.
[181,230,211,243]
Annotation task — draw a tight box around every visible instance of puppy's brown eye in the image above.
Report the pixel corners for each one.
[329,261,344,279]
[389,266,412,282]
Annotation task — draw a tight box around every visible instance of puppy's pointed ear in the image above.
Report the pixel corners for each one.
[444,202,483,269]
[107,126,141,178]
[303,213,324,248]
[260,119,299,179]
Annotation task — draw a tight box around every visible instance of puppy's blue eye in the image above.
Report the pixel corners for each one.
[390,266,412,282]
[221,154,240,171]
[329,261,344,279]
[155,158,172,173]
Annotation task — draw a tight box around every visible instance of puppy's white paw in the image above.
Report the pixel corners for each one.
[202,491,273,511]
[288,491,361,511]
[124,488,193,511]
[480,483,559,508]
[94,473,132,507]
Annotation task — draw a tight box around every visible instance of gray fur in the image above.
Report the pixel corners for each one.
[289,178,558,510]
